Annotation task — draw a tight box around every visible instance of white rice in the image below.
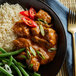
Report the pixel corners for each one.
[0,3,24,51]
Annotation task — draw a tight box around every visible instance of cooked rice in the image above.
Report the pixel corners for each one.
[0,3,24,51]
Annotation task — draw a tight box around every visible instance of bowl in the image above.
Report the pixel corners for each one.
[0,0,67,76]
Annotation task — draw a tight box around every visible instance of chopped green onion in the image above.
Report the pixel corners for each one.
[36,51,45,59]
[0,48,25,57]
[49,24,52,27]
[38,18,47,24]
[30,46,36,56]
[20,55,27,60]
[28,64,33,69]
[39,25,45,36]
[27,50,31,59]
[38,18,43,21]
[48,48,57,52]
[4,64,12,74]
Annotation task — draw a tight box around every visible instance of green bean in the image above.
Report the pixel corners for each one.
[0,66,13,76]
[1,59,22,76]
[18,65,29,76]
[8,56,13,66]
[13,57,29,76]
[0,48,25,57]
[0,63,3,66]
[11,63,22,76]
[0,73,6,76]
[0,48,29,76]
[32,72,41,76]
[0,48,6,53]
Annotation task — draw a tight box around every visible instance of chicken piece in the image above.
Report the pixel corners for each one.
[44,28,57,45]
[13,20,30,37]
[31,26,40,36]
[32,36,52,49]
[26,57,40,71]
[32,45,49,64]
[35,10,51,23]
[47,51,56,62]
[13,38,31,49]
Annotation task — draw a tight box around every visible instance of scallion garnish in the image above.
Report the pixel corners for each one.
[27,50,31,59]
[30,46,36,56]
[28,64,33,69]
[48,48,57,52]
[38,18,47,24]
[50,24,52,27]
[20,55,27,60]
[39,25,45,36]
[36,51,45,59]
[4,64,12,74]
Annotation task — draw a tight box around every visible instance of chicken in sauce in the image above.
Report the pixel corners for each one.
[13,9,58,72]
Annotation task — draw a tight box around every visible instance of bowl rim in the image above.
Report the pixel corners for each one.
[38,0,67,74]
[0,0,67,75]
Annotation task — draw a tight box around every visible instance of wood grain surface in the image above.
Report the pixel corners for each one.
[58,0,76,76]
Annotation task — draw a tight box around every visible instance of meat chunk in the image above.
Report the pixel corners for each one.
[35,10,51,23]
[13,20,30,37]
[13,38,31,49]
[13,9,58,72]
[47,51,56,62]
[31,26,40,36]
[44,28,57,45]
[32,36,52,49]
[32,45,49,64]
[26,57,40,71]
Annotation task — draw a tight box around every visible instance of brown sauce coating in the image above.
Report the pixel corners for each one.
[13,10,57,71]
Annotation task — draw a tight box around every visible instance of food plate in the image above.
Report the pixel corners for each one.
[0,0,67,76]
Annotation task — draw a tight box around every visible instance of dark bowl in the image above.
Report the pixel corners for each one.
[0,0,67,76]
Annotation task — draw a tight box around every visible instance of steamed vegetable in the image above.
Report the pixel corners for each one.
[30,46,36,56]
[0,66,13,76]
[48,48,57,52]
[8,56,13,66]
[36,51,45,59]
[27,50,31,59]
[38,18,47,24]
[0,48,29,76]
[0,48,25,57]
[11,63,22,76]
[39,25,45,36]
